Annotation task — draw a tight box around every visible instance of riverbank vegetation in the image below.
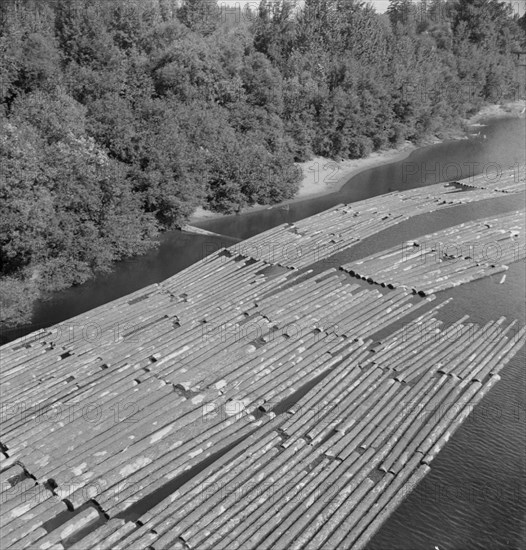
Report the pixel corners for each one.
[1,0,525,327]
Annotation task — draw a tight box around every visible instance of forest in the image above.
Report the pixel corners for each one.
[1,0,525,327]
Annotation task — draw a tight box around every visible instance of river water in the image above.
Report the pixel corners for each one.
[2,116,525,549]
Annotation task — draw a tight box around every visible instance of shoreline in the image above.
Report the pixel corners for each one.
[282,142,418,201]
[189,100,526,224]
[467,101,526,124]
[189,142,419,223]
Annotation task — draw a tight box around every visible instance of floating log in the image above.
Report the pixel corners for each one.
[249,457,343,550]
[297,477,376,549]
[68,519,128,550]
[96,521,137,550]
[132,420,284,542]
[0,464,25,486]
[422,375,501,464]
[188,441,312,548]
[472,326,526,382]
[379,374,450,473]
[213,446,326,549]
[4,526,49,549]
[1,496,69,547]
[32,507,100,549]
[346,462,431,549]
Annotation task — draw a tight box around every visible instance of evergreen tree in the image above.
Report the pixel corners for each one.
[177,0,219,35]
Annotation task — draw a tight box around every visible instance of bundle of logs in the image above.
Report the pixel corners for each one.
[341,210,525,295]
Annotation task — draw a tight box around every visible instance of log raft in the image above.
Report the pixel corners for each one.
[1,174,524,549]
[341,210,526,295]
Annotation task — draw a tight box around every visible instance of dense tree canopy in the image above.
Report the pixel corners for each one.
[1,0,524,326]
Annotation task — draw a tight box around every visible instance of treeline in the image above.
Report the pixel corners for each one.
[1,0,525,327]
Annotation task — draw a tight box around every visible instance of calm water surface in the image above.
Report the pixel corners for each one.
[2,117,525,549]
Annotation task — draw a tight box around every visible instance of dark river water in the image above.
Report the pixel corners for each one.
[2,116,525,549]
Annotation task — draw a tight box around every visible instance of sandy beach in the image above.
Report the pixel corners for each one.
[189,100,525,224]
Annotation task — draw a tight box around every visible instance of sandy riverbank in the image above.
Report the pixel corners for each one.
[189,100,525,224]
[467,100,526,124]
[189,141,418,223]
[292,143,418,200]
